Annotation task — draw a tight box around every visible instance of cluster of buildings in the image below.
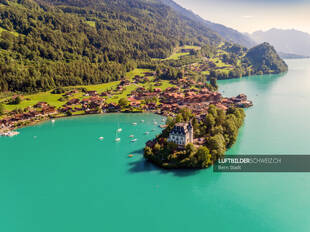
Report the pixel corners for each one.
[127,79,252,118]
[0,102,57,130]
[0,77,253,133]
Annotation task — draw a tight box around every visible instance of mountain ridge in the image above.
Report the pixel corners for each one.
[159,0,256,48]
[250,28,310,57]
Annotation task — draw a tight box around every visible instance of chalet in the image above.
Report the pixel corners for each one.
[64,90,78,96]
[116,85,123,91]
[100,92,108,97]
[42,106,57,115]
[165,87,180,92]
[66,98,80,105]
[130,100,141,108]
[81,98,92,105]
[153,88,162,93]
[34,102,48,108]
[136,87,146,93]
[106,103,120,111]
[144,72,155,77]
[87,91,98,96]
[215,103,228,111]
[145,103,156,110]
[119,80,130,86]
[200,88,210,94]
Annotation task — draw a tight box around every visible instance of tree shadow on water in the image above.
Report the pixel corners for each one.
[128,158,200,177]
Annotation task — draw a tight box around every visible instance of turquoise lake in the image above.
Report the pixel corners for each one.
[1,59,310,232]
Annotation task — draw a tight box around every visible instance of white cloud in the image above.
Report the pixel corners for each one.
[242,15,254,19]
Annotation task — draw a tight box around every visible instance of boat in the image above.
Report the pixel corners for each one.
[154,122,158,125]
[132,122,137,126]
[116,121,122,132]
[141,120,144,123]
[144,131,150,135]
[51,119,55,123]
[131,139,137,142]
[99,137,104,140]
[128,155,134,158]
[115,129,120,142]
[129,135,134,138]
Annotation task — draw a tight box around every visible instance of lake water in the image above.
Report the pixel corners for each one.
[1,59,310,232]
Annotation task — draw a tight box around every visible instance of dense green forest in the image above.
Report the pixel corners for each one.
[0,0,221,92]
[144,106,245,169]
[0,0,287,93]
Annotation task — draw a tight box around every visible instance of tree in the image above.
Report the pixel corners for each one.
[118,98,128,108]
[144,146,153,157]
[205,114,215,129]
[167,142,178,153]
[185,143,196,156]
[210,77,218,90]
[0,40,11,50]
[207,134,226,157]
[10,96,22,105]
[216,109,226,125]
[15,96,22,104]
[66,110,73,116]
[195,146,211,168]
[0,103,4,115]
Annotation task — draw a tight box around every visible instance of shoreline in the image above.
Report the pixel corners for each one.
[0,110,165,136]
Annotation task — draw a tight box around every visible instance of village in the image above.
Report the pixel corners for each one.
[0,75,253,137]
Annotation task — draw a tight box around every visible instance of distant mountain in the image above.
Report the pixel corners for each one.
[250,29,310,57]
[245,42,288,74]
[159,0,256,48]
[278,52,309,59]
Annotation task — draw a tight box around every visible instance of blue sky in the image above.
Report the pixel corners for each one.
[174,0,310,33]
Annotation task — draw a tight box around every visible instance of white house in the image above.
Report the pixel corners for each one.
[168,122,194,147]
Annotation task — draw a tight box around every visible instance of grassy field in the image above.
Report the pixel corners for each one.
[0,68,175,113]
[2,91,65,112]
[125,68,153,80]
[165,52,190,60]
[0,26,19,37]
[164,45,201,61]
[182,45,201,50]
[85,21,96,27]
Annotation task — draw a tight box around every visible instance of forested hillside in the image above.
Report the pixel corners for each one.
[245,43,288,75]
[0,0,221,92]
[0,0,287,94]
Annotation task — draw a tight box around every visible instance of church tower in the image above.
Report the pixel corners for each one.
[187,121,194,144]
